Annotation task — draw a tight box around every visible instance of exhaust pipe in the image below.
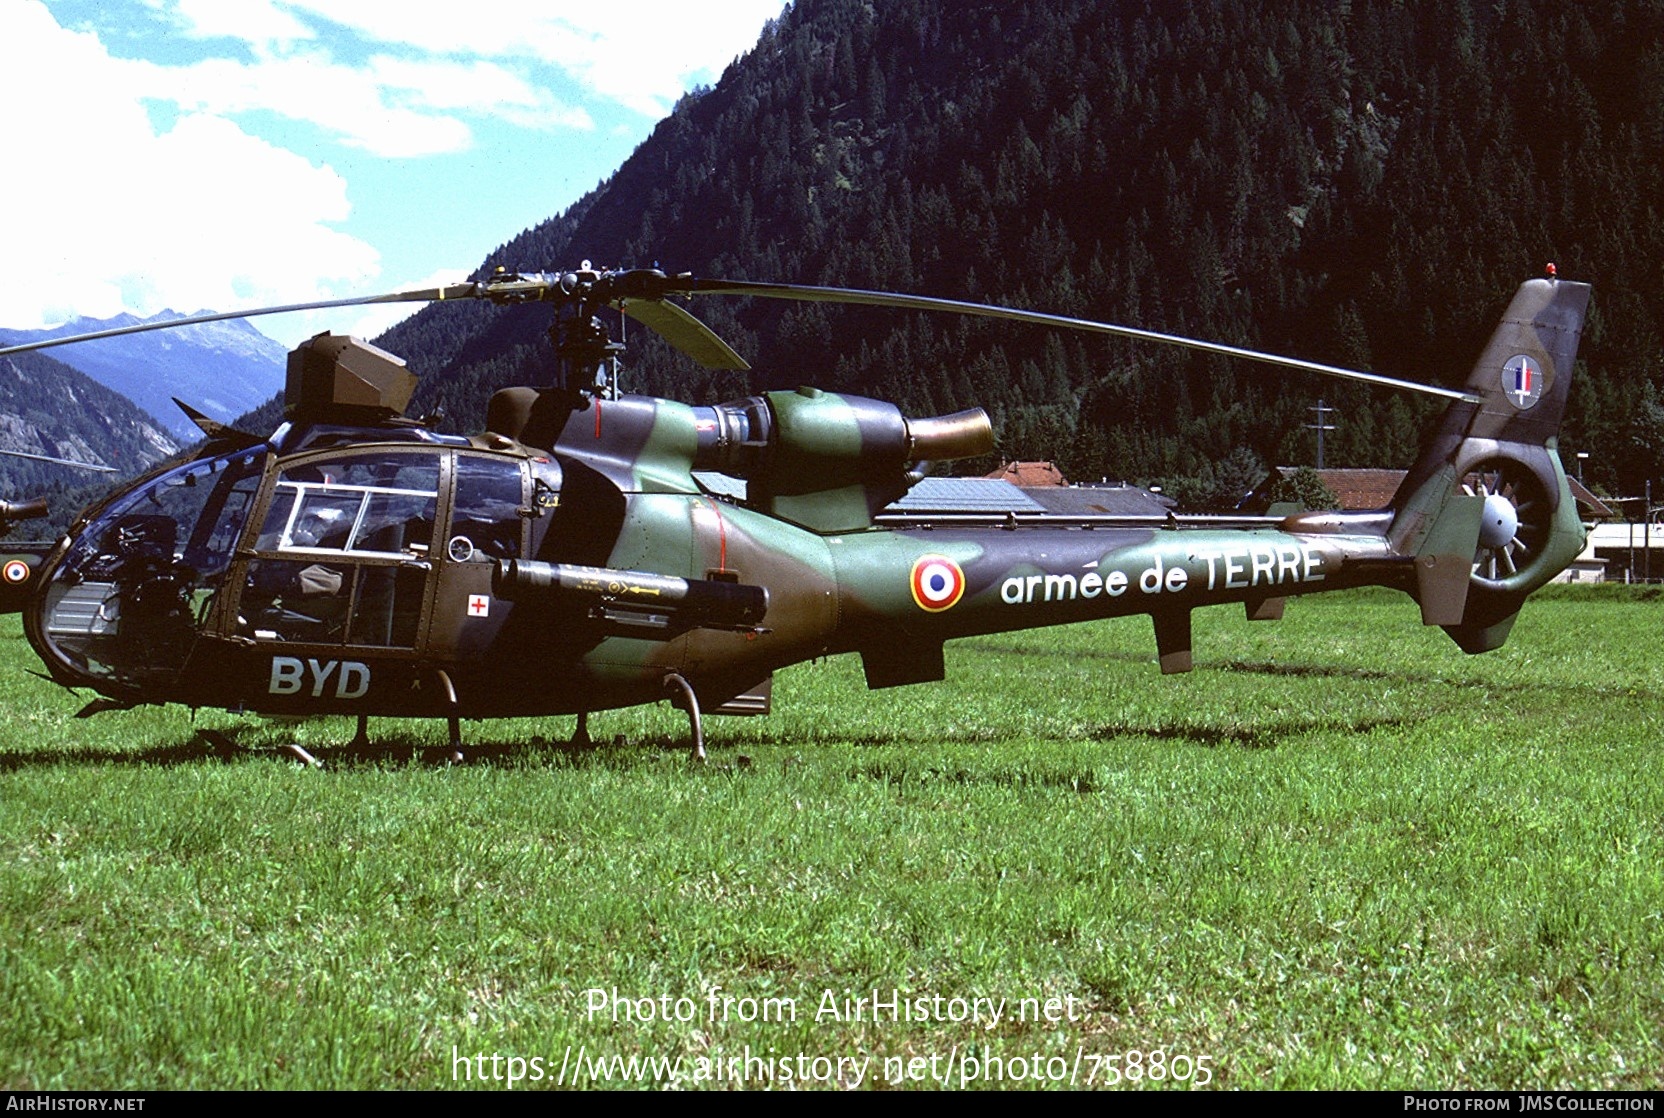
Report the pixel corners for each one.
[906,409,994,462]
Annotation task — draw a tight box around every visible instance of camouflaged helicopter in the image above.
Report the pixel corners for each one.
[0,266,1590,760]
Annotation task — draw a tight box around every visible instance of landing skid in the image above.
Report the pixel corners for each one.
[193,698,701,766]
[191,728,325,769]
[664,672,706,762]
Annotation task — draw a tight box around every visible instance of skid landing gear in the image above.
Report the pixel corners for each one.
[192,728,325,768]
[281,742,324,768]
[436,669,464,764]
[663,673,705,762]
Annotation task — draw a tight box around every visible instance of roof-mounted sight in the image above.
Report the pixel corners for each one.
[285,333,418,423]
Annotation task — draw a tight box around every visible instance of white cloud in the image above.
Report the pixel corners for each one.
[53,2,605,162]
[161,0,314,50]
[220,0,788,117]
[365,55,592,131]
[0,2,379,329]
[134,1,619,151]
[2,0,788,334]
[32,1,780,171]
[527,4,789,117]
[123,50,481,157]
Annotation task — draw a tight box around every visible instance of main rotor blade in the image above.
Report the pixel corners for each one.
[677,278,1483,404]
[620,299,750,370]
[1,265,1484,406]
[0,283,483,358]
[0,448,117,472]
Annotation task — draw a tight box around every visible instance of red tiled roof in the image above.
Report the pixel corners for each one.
[1262,467,1615,519]
[983,460,1068,486]
[1306,468,1404,510]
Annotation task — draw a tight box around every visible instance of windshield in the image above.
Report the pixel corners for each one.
[34,447,265,691]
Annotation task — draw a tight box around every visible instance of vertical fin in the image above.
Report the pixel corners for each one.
[1412,493,1485,625]
[1387,276,1591,651]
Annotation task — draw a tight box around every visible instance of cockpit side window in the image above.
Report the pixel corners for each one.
[238,450,440,649]
[256,452,440,557]
[447,455,526,563]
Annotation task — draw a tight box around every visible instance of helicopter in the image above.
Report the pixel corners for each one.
[0,265,1590,761]
[0,448,118,613]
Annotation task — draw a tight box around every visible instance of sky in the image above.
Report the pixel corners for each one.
[0,0,788,345]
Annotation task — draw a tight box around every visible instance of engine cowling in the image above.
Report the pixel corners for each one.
[690,389,994,533]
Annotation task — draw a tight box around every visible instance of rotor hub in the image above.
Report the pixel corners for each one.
[1478,491,1520,550]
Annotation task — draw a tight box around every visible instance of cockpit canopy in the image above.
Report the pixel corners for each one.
[36,447,266,690]
[31,441,541,700]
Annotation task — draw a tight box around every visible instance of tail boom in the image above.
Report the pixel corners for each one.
[830,276,1593,679]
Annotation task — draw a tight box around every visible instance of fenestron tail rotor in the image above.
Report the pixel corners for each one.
[1463,458,1553,590]
[0,264,1481,405]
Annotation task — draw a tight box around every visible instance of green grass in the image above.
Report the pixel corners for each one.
[1,586,1661,1089]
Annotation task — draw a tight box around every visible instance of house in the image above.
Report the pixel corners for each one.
[982,460,1068,487]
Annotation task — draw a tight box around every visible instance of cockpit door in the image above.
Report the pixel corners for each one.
[428,452,530,659]
[223,448,443,654]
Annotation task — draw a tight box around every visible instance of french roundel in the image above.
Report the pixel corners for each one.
[910,555,965,612]
[1501,353,1545,410]
[2,560,29,585]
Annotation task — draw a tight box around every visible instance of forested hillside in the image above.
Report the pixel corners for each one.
[376,0,1664,506]
[0,312,286,445]
[0,349,180,537]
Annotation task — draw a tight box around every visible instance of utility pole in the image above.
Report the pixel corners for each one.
[1628,497,1637,583]
[1306,399,1337,470]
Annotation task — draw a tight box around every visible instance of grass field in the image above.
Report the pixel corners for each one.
[1,586,1660,1090]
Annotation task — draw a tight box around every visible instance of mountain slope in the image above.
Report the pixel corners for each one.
[374,0,1664,500]
[0,312,287,444]
[0,349,181,533]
